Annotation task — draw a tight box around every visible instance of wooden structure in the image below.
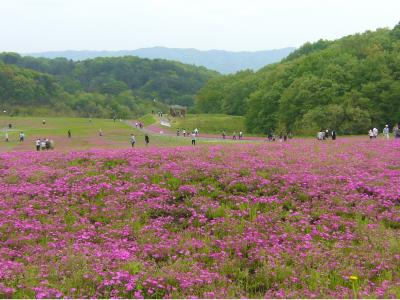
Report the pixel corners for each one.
[169,105,187,117]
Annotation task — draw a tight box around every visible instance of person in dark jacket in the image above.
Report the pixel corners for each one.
[331,130,336,140]
[144,134,150,145]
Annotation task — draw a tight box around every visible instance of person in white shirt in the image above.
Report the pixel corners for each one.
[5,132,9,142]
[368,129,374,139]
[19,132,25,142]
[130,134,136,147]
[191,132,196,146]
[40,139,46,150]
[372,127,378,138]
[383,125,389,139]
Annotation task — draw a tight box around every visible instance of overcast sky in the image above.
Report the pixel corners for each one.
[0,0,399,53]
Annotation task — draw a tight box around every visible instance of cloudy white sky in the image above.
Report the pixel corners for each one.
[0,0,399,53]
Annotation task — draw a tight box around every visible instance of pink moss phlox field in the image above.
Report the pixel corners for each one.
[0,138,399,298]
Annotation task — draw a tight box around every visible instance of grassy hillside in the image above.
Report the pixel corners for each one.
[195,23,400,135]
[0,53,219,118]
[169,114,246,134]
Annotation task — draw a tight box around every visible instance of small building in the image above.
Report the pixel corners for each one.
[169,105,187,118]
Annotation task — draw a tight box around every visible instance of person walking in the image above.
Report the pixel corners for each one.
[68,129,71,138]
[183,129,186,137]
[239,131,243,140]
[130,134,136,147]
[42,119,46,125]
[194,128,199,136]
[222,131,226,140]
[99,129,103,136]
[331,130,337,140]
[383,125,389,139]
[176,128,180,136]
[5,132,9,142]
[191,132,196,146]
[35,138,40,151]
[283,133,287,142]
[144,134,149,146]
[232,131,237,140]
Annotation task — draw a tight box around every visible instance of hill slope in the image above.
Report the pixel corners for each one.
[0,54,219,117]
[196,24,400,134]
[26,46,295,74]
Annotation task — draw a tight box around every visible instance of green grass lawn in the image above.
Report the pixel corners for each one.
[0,116,136,151]
[0,116,248,151]
[138,114,157,126]
[168,114,246,134]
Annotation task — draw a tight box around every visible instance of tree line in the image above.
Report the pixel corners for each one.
[0,53,218,118]
[195,23,400,134]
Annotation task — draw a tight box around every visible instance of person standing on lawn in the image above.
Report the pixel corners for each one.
[19,132,25,142]
[144,134,150,145]
[191,132,196,146]
[130,134,136,147]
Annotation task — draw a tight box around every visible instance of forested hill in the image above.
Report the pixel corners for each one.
[26,47,296,74]
[0,54,219,117]
[196,23,400,135]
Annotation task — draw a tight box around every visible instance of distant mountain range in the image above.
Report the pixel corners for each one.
[26,46,296,74]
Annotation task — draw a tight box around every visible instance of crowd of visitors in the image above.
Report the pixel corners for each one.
[317,129,336,140]
[368,124,400,139]
[267,132,293,142]
[35,138,54,151]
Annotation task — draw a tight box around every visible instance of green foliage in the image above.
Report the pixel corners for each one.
[196,25,400,134]
[195,70,257,115]
[0,54,218,118]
